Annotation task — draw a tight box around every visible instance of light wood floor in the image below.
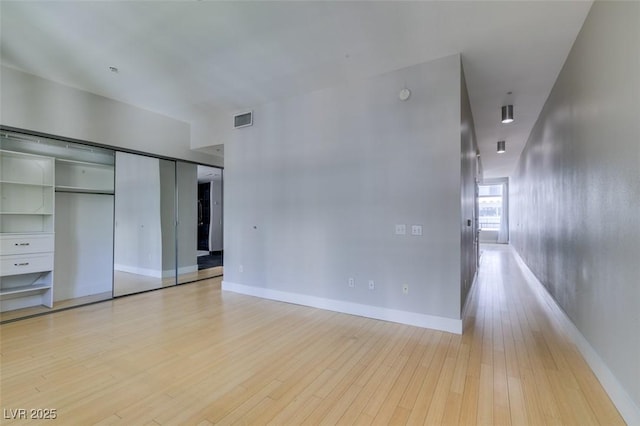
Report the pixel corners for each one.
[0,246,623,425]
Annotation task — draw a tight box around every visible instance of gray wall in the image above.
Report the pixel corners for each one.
[225,55,466,321]
[460,62,480,310]
[510,1,640,411]
[209,177,223,252]
[1,66,222,167]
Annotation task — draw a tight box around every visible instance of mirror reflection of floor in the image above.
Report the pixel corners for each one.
[0,291,112,323]
[113,267,223,296]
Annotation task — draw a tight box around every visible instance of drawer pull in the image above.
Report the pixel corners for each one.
[14,242,30,246]
[14,262,30,266]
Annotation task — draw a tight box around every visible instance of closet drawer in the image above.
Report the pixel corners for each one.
[0,253,54,277]
[0,234,54,255]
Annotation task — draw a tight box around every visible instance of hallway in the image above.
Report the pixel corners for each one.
[0,245,624,424]
[465,244,623,424]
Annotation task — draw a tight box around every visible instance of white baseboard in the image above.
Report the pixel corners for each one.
[461,269,479,323]
[114,264,199,278]
[512,249,640,425]
[114,264,162,278]
[176,265,199,275]
[221,281,462,334]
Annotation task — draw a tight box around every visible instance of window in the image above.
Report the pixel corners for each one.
[478,184,503,231]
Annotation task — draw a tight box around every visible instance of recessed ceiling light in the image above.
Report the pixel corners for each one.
[497,140,506,153]
[108,66,119,73]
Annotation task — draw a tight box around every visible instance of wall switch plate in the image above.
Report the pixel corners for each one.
[402,284,409,295]
[395,224,406,235]
[239,264,244,273]
[368,280,375,290]
[348,278,355,288]
[411,225,423,236]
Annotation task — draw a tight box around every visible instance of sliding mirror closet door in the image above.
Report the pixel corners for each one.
[113,152,176,296]
[176,163,223,284]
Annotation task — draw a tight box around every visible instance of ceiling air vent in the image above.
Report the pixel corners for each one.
[234,111,253,129]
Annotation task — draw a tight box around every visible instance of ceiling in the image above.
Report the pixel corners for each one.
[0,1,592,178]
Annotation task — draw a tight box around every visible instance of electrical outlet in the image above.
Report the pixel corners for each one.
[395,224,406,235]
[411,225,423,236]
[402,284,409,295]
[239,264,244,273]
[368,280,375,290]
[348,278,355,288]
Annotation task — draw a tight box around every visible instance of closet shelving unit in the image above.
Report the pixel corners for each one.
[0,150,55,311]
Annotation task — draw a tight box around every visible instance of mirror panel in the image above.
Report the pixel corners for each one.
[113,152,176,296]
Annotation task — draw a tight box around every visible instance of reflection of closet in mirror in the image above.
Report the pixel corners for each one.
[113,152,176,296]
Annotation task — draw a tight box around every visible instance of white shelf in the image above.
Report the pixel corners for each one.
[0,212,53,215]
[55,158,114,194]
[0,231,54,235]
[55,186,114,195]
[56,158,114,168]
[0,150,54,186]
[0,284,51,299]
[0,180,54,188]
[1,166,55,218]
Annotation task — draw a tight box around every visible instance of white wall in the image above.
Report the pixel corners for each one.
[510,2,640,421]
[223,55,468,332]
[1,65,222,167]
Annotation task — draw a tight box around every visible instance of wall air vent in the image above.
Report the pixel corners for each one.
[234,111,253,129]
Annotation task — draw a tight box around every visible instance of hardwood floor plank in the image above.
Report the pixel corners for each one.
[0,246,626,425]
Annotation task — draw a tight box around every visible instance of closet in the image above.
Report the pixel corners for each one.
[0,130,223,321]
[0,133,114,315]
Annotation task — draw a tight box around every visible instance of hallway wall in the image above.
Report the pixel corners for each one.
[510,1,640,415]
[460,63,480,310]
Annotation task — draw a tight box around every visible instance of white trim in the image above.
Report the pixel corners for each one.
[221,281,462,334]
[115,264,199,278]
[178,265,199,275]
[461,269,479,324]
[512,249,640,425]
[114,264,162,278]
